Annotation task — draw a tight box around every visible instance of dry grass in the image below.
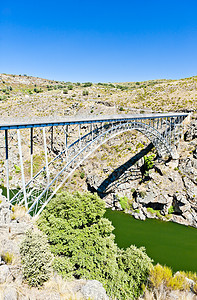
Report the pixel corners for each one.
[44,275,85,299]
[139,288,197,300]
[11,204,30,222]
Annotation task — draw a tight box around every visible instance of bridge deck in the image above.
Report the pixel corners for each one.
[0,112,189,130]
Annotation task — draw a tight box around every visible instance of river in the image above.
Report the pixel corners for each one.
[105,209,197,272]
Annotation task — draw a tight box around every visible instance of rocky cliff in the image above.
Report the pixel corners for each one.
[87,119,197,228]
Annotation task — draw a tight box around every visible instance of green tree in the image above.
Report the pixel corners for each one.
[38,191,152,299]
[83,82,92,87]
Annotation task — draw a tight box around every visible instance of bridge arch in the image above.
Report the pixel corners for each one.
[10,120,174,216]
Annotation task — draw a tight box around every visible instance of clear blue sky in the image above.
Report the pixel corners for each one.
[0,0,197,82]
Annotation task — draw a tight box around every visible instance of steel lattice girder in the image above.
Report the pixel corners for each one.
[0,113,190,216]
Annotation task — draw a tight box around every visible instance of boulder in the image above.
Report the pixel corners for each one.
[179,158,197,181]
[3,287,17,300]
[81,280,109,300]
[173,194,190,214]
[182,211,194,223]
[0,200,11,225]
[0,265,10,284]
[86,175,103,192]
[132,202,139,210]
[184,121,197,141]
[132,211,146,221]
[182,177,197,205]
[142,208,155,219]
[171,215,190,226]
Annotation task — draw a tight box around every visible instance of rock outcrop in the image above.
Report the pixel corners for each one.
[87,119,197,228]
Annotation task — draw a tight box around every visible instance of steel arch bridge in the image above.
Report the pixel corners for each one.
[0,112,190,216]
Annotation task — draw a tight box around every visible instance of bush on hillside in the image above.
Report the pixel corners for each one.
[114,245,153,299]
[83,82,92,87]
[20,230,53,286]
[82,90,88,96]
[141,154,155,178]
[38,191,152,299]
[149,264,191,292]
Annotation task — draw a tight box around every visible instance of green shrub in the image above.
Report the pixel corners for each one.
[82,90,88,96]
[33,88,43,93]
[139,191,146,198]
[149,264,172,289]
[119,196,129,210]
[38,191,152,299]
[80,172,85,179]
[147,207,162,218]
[14,165,21,173]
[156,210,162,218]
[167,272,190,291]
[136,142,144,150]
[83,82,92,87]
[0,95,7,101]
[1,252,13,264]
[168,205,174,214]
[114,246,152,299]
[182,270,197,282]
[149,264,190,292]
[20,230,52,286]
[144,155,155,170]
[141,154,155,177]
[147,207,155,214]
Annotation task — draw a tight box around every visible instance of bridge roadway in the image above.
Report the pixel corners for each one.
[0,112,189,130]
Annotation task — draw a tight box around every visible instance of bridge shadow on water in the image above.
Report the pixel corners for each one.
[95,142,155,198]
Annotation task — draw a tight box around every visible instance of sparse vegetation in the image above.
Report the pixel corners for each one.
[1,251,14,264]
[147,264,197,296]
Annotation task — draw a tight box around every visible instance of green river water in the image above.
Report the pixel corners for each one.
[105,209,197,273]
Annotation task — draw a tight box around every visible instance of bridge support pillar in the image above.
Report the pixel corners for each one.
[64,125,68,162]
[79,124,81,149]
[5,130,9,201]
[51,126,53,151]
[17,129,27,209]
[30,128,33,181]
[43,128,49,184]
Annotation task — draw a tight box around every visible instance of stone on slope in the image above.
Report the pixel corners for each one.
[81,280,109,300]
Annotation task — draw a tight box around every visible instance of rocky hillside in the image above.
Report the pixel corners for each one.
[0,73,196,228]
[0,198,109,300]
[0,73,197,121]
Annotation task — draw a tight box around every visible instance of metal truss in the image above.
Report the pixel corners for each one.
[0,113,190,216]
